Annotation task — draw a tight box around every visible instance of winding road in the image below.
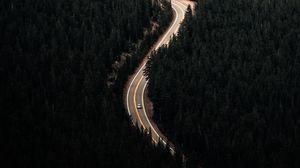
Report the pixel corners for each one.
[125,0,194,153]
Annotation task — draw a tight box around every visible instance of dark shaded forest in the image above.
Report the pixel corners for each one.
[146,0,300,167]
[1,0,181,167]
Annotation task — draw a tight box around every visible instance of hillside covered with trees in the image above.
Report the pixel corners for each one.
[1,0,180,167]
[146,0,300,167]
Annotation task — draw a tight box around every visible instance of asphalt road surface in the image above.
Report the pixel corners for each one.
[125,0,194,154]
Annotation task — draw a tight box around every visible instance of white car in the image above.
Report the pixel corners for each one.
[137,104,142,109]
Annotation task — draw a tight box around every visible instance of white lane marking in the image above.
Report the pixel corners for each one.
[174,0,187,21]
[169,1,187,36]
[139,0,189,154]
[154,1,180,50]
[139,0,186,138]
[141,81,160,139]
[142,80,175,153]
[134,76,147,129]
[126,0,188,154]
[178,0,195,9]
[176,0,189,11]
[126,0,180,116]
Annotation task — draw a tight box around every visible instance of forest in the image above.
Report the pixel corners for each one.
[146,0,300,167]
[0,0,181,167]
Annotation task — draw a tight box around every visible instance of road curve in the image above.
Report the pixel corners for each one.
[125,0,194,153]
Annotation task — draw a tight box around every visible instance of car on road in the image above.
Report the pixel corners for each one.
[137,104,142,109]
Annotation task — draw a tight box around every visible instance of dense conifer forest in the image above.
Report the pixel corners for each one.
[146,0,300,167]
[1,0,180,167]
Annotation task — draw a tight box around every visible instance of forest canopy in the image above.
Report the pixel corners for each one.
[146,0,300,167]
[1,0,179,167]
